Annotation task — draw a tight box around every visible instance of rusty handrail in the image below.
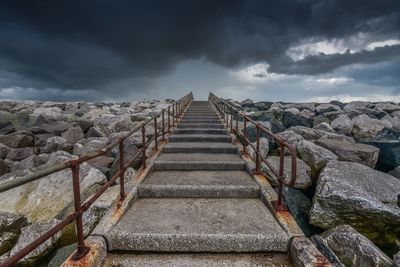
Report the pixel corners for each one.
[209,92,297,211]
[0,92,193,267]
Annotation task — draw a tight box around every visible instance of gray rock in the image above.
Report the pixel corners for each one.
[309,161,400,250]
[34,133,53,147]
[310,235,344,267]
[12,155,40,171]
[75,118,94,133]
[0,151,106,222]
[6,147,34,161]
[330,114,353,136]
[0,211,29,256]
[0,121,15,135]
[290,236,331,267]
[61,126,85,144]
[241,121,272,143]
[315,138,379,168]
[47,243,77,267]
[246,137,269,161]
[86,124,109,138]
[316,103,341,114]
[283,111,313,128]
[43,136,72,153]
[0,144,11,159]
[0,132,34,148]
[374,103,400,113]
[394,250,400,267]
[343,101,369,110]
[73,138,108,156]
[275,130,304,148]
[0,159,10,176]
[388,166,400,179]
[352,114,392,140]
[9,219,61,265]
[296,140,338,177]
[313,122,334,133]
[261,156,312,189]
[320,225,393,267]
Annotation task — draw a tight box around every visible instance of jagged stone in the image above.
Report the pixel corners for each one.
[315,103,341,114]
[330,114,353,136]
[6,147,34,161]
[0,132,34,148]
[43,136,72,153]
[0,211,29,256]
[61,126,85,144]
[0,144,11,159]
[319,225,393,267]
[313,122,334,133]
[310,161,400,250]
[352,114,392,140]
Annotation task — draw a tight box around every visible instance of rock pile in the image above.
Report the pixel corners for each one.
[228,98,400,262]
[0,99,170,264]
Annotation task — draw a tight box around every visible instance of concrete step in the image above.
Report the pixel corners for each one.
[181,119,220,123]
[177,123,224,129]
[138,170,259,198]
[168,134,231,143]
[104,253,293,267]
[154,153,245,170]
[163,142,237,154]
[105,198,290,252]
[183,115,219,119]
[174,128,227,134]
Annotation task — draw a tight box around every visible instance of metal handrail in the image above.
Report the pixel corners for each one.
[0,92,193,267]
[209,92,297,210]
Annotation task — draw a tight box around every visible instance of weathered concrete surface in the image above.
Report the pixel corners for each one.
[139,170,259,198]
[169,134,231,142]
[105,198,290,252]
[61,236,107,267]
[174,128,227,134]
[103,252,292,267]
[177,123,224,128]
[163,142,237,154]
[154,153,245,170]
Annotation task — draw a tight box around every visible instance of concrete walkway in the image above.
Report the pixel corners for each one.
[103,101,292,266]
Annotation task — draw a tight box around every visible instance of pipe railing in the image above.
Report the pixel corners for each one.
[209,92,297,211]
[0,92,193,267]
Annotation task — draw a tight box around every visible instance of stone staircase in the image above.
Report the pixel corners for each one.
[102,101,293,266]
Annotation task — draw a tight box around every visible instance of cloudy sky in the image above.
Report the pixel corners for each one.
[0,0,399,102]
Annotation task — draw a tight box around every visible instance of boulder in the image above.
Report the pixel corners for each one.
[374,103,400,113]
[0,121,15,135]
[296,140,338,178]
[352,114,392,140]
[246,137,269,161]
[9,219,61,265]
[0,132,34,148]
[283,111,313,128]
[315,139,379,168]
[330,114,353,136]
[329,100,345,109]
[6,147,34,161]
[43,136,72,153]
[261,156,312,189]
[360,128,400,172]
[309,161,400,250]
[86,124,109,138]
[315,103,341,114]
[0,211,29,256]
[388,166,400,179]
[0,144,11,159]
[310,235,344,267]
[313,122,334,133]
[0,151,107,222]
[12,155,40,171]
[319,225,393,267]
[241,121,272,143]
[73,138,108,156]
[0,159,10,176]
[34,133,53,147]
[61,126,85,144]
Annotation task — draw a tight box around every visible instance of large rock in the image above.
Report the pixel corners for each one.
[0,151,106,222]
[352,114,392,140]
[43,136,72,153]
[315,103,341,114]
[0,132,34,148]
[288,126,354,143]
[0,144,11,159]
[296,140,338,178]
[315,138,379,168]
[309,161,400,250]
[246,137,269,161]
[330,114,353,136]
[261,156,312,189]
[241,121,272,143]
[73,138,108,156]
[61,126,85,144]
[0,212,29,256]
[6,147,34,161]
[319,225,393,267]
[9,219,61,265]
[0,159,10,176]
[282,111,313,128]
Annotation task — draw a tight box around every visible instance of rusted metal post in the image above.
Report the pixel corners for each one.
[255,124,260,173]
[161,110,165,141]
[172,103,175,126]
[118,141,125,200]
[154,116,158,151]
[277,143,285,208]
[242,117,247,155]
[230,106,233,133]
[235,110,239,140]
[141,124,146,168]
[71,162,90,260]
[167,106,171,132]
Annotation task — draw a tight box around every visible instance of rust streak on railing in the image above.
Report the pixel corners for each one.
[0,92,193,267]
[209,92,297,211]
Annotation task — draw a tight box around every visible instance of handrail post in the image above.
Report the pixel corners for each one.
[71,162,89,260]
[235,110,239,141]
[118,141,125,200]
[172,103,175,127]
[167,106,171,132]
[141,124,147,168]
[255,124,260,173]
[277,143,285,208]
[161,110,165,141]
[230,106,233,133]
[154,117,158,151]
[242,117,247,155]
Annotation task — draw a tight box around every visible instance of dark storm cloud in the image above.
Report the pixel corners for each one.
[0,0,399,97]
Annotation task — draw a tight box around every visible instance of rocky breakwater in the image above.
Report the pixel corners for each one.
[229,98,400,265]
[0,99,171,265]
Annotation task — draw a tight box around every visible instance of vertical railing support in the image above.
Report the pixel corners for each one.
[71,162,90,260]
[118,141,125,200]
[154,117,158,151]
[161,110,165,141]
[167,106,171,132]
[172,103,175,127]
[242,117,247,155]
[230,106,233,133]
[235,110,239,141]
[141,124,146,168]
[277,143,285,208]
[255,124,260,173]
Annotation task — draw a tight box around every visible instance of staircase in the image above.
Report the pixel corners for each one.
[102,101,293,266]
